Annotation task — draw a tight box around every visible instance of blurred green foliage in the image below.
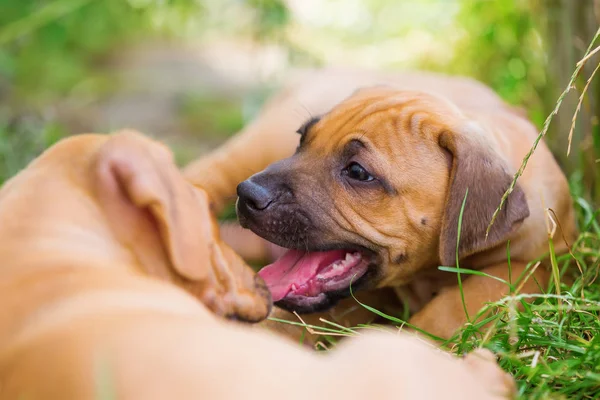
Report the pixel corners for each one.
[1,0,192,104]
[0,0,598,206]
[178,93,246,140]
[0,115,66,181]
[0,0,290,105]
[246,0,290,39]
[0,0,289,184]
[1,0,182,183]
[421,0,547,126]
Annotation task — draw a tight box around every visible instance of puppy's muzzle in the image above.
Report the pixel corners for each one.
[236,171,311,250]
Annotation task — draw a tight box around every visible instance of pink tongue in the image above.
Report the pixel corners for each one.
[258,249,346,301]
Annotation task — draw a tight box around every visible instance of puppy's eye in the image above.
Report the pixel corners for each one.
[343,162,374,182]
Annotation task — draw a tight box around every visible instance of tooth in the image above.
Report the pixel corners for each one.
[291,284,297,291]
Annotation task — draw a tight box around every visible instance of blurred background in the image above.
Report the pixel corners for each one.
[1,0,599,208]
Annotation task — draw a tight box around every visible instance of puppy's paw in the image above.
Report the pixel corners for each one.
[462,349,516,399]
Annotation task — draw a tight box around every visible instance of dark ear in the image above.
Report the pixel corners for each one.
[438,127,529,266]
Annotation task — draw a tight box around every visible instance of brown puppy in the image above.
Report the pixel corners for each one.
[184,68,577,340]
[0,130,515,399]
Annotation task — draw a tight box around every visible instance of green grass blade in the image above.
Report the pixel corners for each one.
[438,266,515,291]
[455,188,470,323]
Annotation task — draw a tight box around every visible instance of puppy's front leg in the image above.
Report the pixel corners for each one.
[409,262,551,339]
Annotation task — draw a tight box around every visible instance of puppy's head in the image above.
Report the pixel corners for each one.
[95,130,271,322]
[237,87,529,313]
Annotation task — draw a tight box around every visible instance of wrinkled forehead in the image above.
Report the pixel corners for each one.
[299,88,463,153]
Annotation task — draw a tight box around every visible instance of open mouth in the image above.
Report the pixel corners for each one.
[258,248,370,311]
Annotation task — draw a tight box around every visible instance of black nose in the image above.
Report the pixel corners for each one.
[237,179,275,211]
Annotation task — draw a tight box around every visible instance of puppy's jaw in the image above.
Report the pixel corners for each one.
[236,198,312,250]
[273,264,378,314]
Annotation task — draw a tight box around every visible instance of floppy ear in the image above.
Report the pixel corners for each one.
[438,125,529,266]
[95,130,271,322]
[95,130,211,281]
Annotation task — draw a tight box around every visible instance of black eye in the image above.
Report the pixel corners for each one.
[344,162,374,182]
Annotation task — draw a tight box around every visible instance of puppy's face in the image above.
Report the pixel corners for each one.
[237,88,528,313]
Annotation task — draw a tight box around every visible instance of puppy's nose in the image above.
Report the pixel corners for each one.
[237,179,274,211]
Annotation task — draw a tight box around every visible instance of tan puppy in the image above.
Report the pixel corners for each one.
[0,130,515,399]
[184,68,577,340]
